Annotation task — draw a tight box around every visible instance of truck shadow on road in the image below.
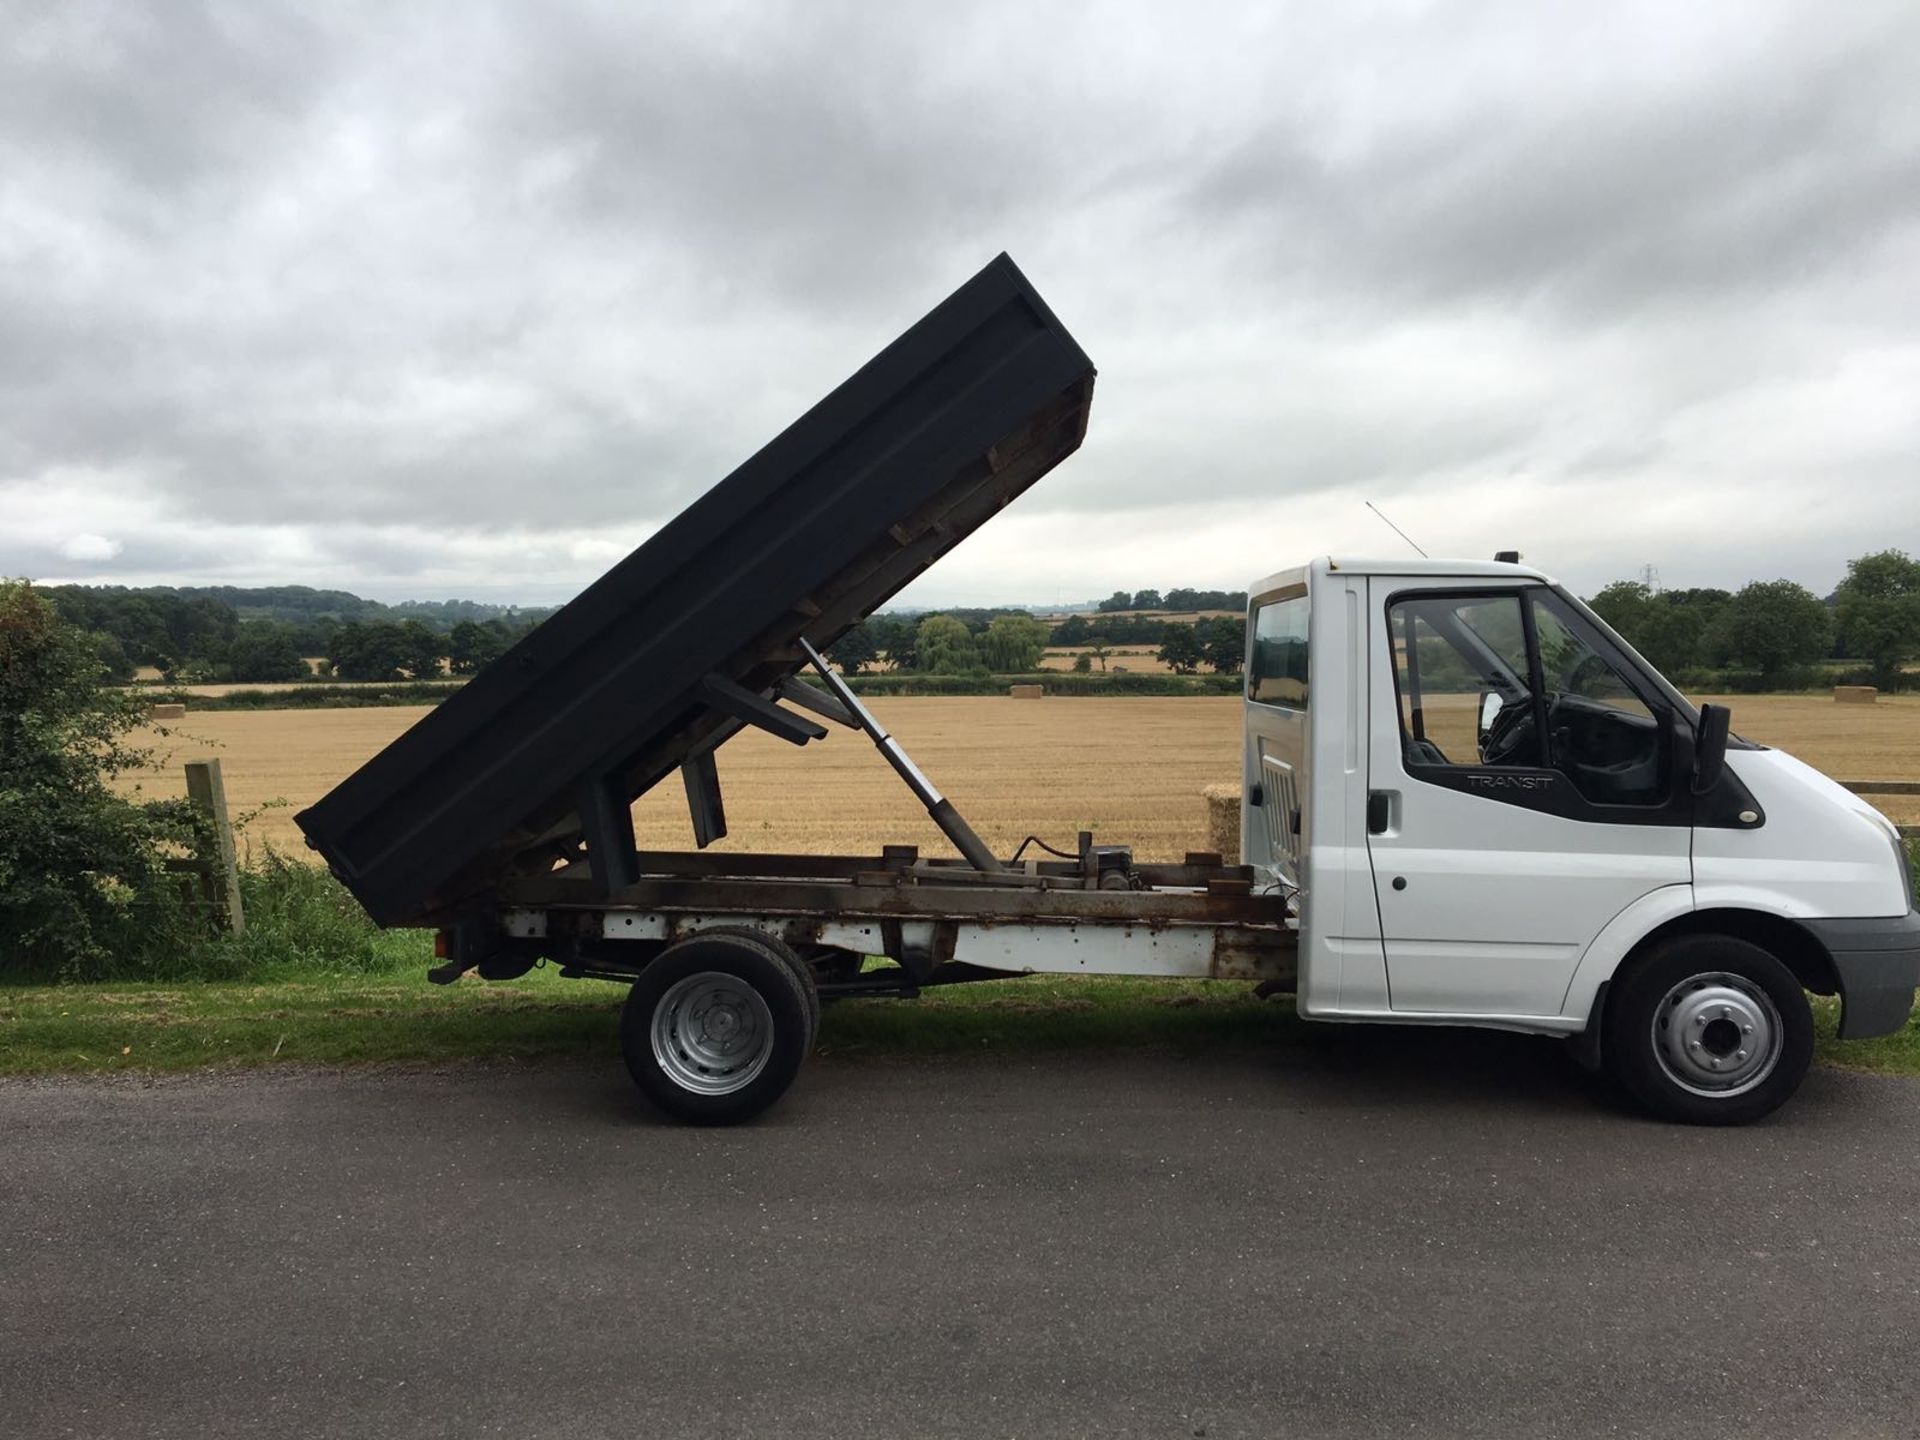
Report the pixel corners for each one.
[542,990,1877,1129]
[817,990,1623,1119]
[559,999,1671,1128]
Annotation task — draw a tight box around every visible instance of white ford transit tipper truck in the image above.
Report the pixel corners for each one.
[300,255,1918,1128]
[399,553,1918,1129]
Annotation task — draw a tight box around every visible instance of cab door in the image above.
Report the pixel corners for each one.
[1242,587,1310,886]
[1363,578,1691,1017]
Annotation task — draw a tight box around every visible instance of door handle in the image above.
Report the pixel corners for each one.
[1367,791,1392,835]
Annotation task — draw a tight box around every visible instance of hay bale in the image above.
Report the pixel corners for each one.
[1201,783,1241,864]
[1008,683,1045,699]
[1834,685,1877,704]
[150,702,187,720]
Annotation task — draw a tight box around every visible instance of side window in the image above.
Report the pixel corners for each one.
[1529,591,1666,805]
[1248,594,1309,708]
[1387,589,1670,807]
[1388,594,1543,768]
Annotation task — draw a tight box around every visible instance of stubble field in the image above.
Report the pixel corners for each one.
[131,697,1242,862]
[1037,646,1179,673]
[127,692,1919,861]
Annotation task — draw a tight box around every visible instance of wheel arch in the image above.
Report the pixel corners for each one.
[1633,908,1840,998]
[1562,888,1841,1030]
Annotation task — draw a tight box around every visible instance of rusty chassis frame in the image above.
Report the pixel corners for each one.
[462,844,1300,999]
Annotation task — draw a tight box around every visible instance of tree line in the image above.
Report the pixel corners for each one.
[1095,587,1248,613]
[44,585,553,684]
[45,551,1919,692]
[832,549,1920,689]
[1587,550,1920,691]
[827,610,1248,676]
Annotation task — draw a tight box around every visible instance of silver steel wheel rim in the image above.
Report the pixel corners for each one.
[650,972,775,1097]
[1650,971,1782,1099]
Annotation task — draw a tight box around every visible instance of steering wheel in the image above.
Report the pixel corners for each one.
[1479,697,1536,766]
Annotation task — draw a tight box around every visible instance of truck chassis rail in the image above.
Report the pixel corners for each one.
[448,845,1299,991]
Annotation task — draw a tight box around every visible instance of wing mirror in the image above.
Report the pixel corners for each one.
[1692,703,1731,795]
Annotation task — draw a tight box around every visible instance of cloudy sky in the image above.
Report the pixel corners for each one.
[4,0,1917,608]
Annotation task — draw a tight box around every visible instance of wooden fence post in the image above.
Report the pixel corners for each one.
[184,759,246,935]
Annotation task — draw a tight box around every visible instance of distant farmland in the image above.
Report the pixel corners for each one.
[126,693,1920,862]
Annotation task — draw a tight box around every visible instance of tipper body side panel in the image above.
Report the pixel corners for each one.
[296,254,1096,926]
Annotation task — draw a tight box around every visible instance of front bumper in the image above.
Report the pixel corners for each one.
[1804,911,1920,1039]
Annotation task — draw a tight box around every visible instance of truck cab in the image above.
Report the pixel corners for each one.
[1244,556,1920,1122]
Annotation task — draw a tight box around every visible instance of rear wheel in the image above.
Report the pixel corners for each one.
[621,930,816,1124]
[678,926,819,1043]
[1602,934,1813,1126]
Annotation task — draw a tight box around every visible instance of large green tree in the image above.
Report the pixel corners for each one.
[1835,549,1920,691]
[828,622,880,676]
[1587,582,1709,674]
[1197,616,1247,674]
[1157,624,1204,674]
[867,615,918,672]
[398,621,445,680]
[978,614,1050,673]
[227,623,309,683]
[447,619,508,675]
[0,582,201,978]
[328,621,412,681]
[1707,580,1832,688]
[915,615,981,675]
[1050,614,1093,646]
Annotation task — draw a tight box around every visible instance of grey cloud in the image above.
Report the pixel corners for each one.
[1,0,1916,605]
[3,2,341,197]
[1182,8,1920,317]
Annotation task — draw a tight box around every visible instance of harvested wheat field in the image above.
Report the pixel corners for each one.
[125,698,1245,863]
[1698,694,1920,789]
[1037,646,1178,673]
[125,691,1919,862]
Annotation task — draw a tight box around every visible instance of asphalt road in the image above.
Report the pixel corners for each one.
[5,1029,1919,1440]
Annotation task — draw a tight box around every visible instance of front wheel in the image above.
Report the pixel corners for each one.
[1602,934,1813,1126]
[621,931,817,1124]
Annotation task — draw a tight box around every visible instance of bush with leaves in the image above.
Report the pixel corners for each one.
[828,622,880,676]
[1157,624,1204,674]
[1706,580,1832,690]
[0,581,206,980]
[978,614,1050,673]
[915,614,983,675]
[1197,615,1247,674]
[1835,550,1920,692]
[1587,581,1716,674]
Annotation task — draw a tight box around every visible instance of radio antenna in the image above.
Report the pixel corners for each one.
[1365,501,1428,558]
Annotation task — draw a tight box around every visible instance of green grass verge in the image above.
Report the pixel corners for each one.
[2,970,1914,1079]
[0,971,1286,1076]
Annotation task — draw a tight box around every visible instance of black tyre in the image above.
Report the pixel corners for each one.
[621,931,816,1124]
[1602,934,1813,1126]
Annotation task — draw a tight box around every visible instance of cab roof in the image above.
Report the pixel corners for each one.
[1248,555,1554,598]
[1322,556,1553,580]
